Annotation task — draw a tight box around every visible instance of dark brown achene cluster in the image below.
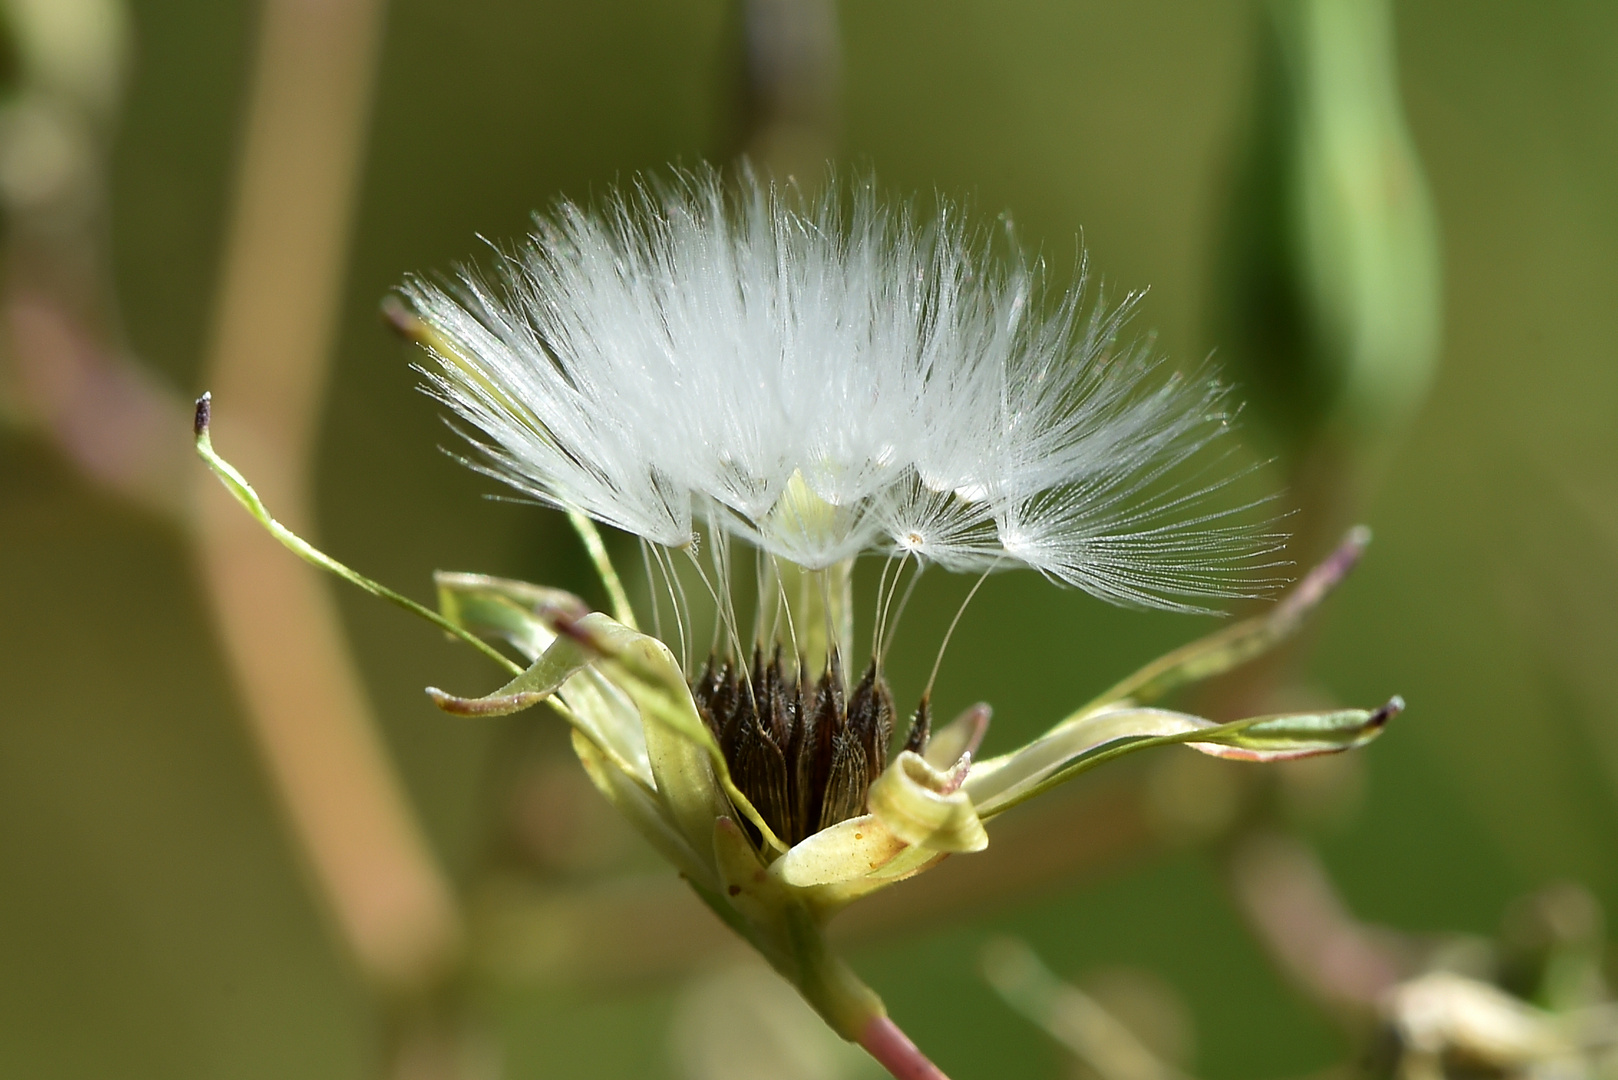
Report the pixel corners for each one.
[693,650,931,846]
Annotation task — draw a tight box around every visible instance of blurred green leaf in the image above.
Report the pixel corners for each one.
[1214,0,1441,456]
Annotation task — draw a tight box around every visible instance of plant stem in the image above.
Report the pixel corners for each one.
[859,1016,952,1080]
[194,0,464,999]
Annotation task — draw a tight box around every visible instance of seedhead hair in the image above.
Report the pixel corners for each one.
[405,166,1283,613]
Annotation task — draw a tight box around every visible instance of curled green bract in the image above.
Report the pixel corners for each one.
[193,405,1401,1046]
[423,559,1399,1036]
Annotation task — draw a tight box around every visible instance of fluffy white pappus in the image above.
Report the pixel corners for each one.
[403,167,1283,612]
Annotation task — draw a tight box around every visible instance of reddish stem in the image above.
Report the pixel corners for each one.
[859,1015,952,1080]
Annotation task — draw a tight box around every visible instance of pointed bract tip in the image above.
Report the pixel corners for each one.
[960,703,992,752]
[425,684,551,717]
[1280,524,1376,616]
[380,294,427,343]
[1368,695,1405,730]
[193,392,212,438]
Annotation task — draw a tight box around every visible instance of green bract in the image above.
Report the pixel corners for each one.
[194,399,1401,1042]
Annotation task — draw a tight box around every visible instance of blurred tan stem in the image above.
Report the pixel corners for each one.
[194,0,463,998]
[3,288,191,514]
[0,0,191,516]
[728,0,839,175]
[982,937,1194,1080]
[1226,830,1408,1019]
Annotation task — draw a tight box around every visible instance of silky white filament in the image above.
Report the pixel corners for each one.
[406,167,1282,613]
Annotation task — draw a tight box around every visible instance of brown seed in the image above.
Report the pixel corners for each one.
[846,660,895,788]
[904,696,931,755]
[695,648,904,846]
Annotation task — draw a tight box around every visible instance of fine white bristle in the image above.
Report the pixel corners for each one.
[404,168,1283,613]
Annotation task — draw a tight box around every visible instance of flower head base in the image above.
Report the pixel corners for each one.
[192,169,1404,1080]
[695,650,917,847]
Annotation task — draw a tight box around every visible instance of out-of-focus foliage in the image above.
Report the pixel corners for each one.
[990,880,1618,1080]
[1214,0,1441,460]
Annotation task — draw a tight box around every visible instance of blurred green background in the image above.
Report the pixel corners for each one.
[2,1,1616,1078]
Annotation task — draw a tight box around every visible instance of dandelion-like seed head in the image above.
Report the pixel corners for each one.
[193,168,1399,1074]
[402,168,1282,847]
[187,161,1404,1076]
[407,167,1278,603]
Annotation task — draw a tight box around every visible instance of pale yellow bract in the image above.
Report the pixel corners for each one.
[195,400,1400,1049]
[416,531,1398,1040]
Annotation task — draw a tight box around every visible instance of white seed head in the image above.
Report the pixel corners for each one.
[405,168,1281,612]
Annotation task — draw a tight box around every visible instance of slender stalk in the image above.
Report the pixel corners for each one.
[192,0,463,998]
[859,1016,952,1080]
[567,509,638,630]
[1081,526,1371,716]
[194,403,522,677]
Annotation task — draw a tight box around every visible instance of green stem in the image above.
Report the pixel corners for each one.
[782,902,885,1042]
[686,879,886,1046]
[566,509,638,631]
[193,394,523,676]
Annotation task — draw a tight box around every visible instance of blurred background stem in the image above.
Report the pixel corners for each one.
[191,0,478,1070]
[0,0,479,1071]
[0,0,190,514]
[724,0,839,178]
